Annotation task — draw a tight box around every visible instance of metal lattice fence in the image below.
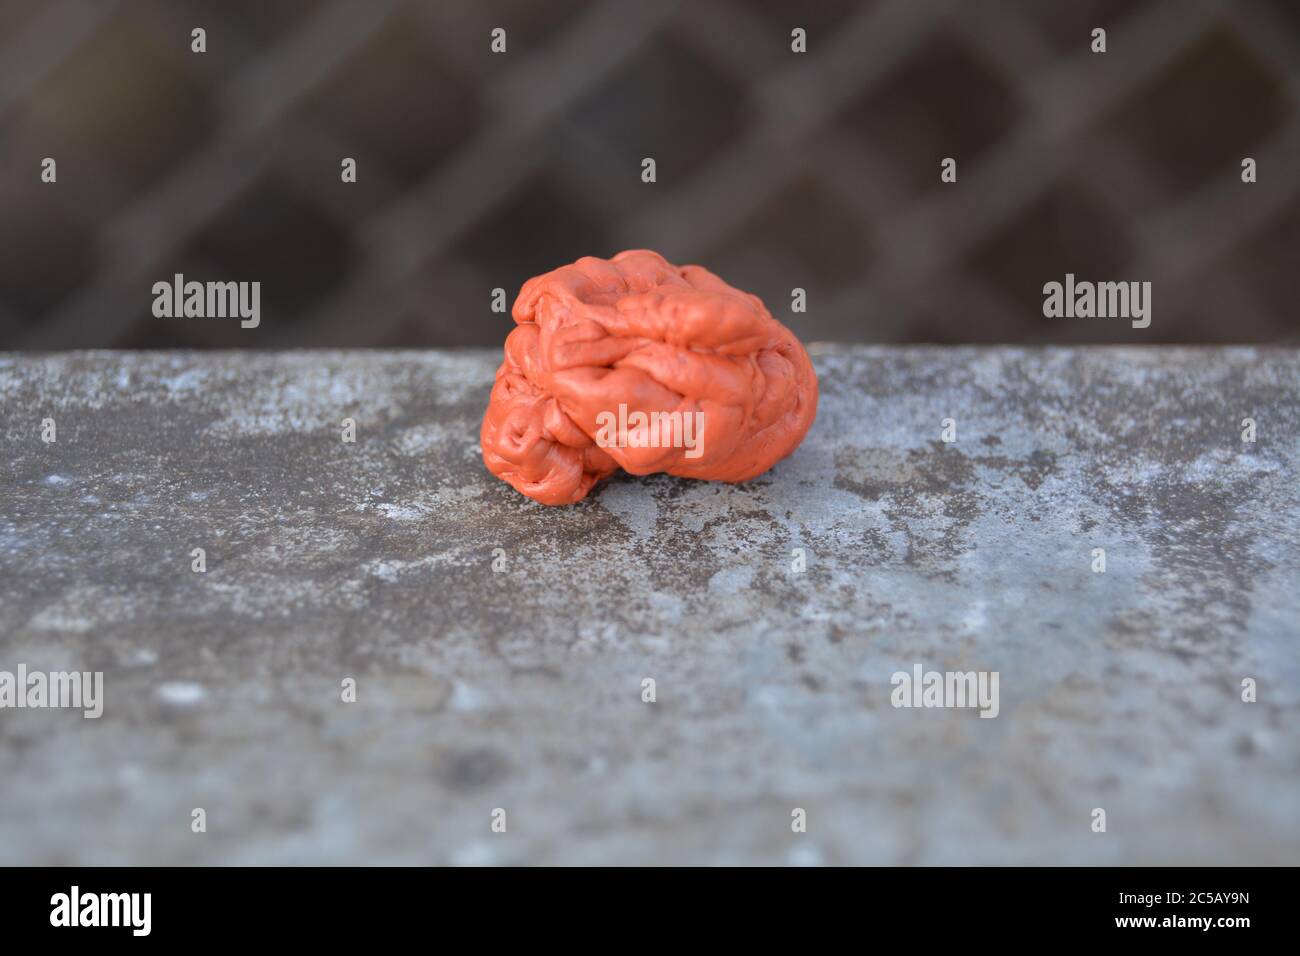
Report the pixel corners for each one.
[0,0,1296,349]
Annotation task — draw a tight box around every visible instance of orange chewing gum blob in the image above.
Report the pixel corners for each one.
[480,250,819,505]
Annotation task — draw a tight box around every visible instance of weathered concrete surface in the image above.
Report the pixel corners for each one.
[0,346,1297,866]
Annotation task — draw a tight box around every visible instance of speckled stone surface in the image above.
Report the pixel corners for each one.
[1,347,1297,865]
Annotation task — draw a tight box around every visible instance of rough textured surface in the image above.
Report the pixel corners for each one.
[1,346,1297,866]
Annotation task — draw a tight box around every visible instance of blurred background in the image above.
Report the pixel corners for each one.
[0,0,1296,350]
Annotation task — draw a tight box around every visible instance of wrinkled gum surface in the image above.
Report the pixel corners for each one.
[480,250,819,505]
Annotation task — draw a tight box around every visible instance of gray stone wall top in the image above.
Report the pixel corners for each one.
[1,346,1297,864]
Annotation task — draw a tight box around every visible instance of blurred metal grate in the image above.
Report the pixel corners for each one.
[0,0,1295,349]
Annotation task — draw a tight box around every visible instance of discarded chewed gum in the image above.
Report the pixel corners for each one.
[481,250,819,505]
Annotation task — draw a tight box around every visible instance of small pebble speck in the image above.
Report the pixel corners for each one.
[155,681,207,707]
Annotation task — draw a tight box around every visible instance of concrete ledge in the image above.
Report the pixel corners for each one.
[1,346,1297,864]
